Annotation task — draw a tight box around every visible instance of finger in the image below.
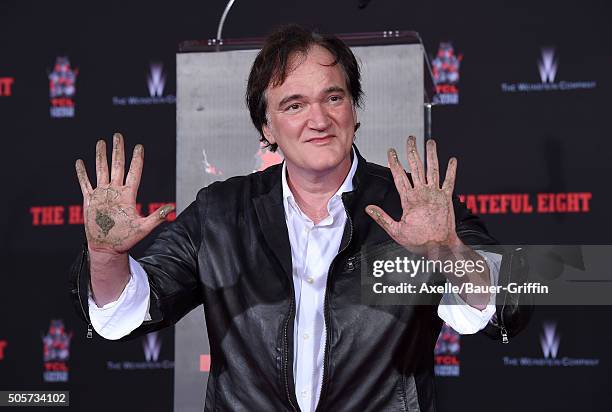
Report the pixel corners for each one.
[75,159,93,196]
[110,132,125,186]
[142,204,176,233]
[406,136,425,186]
[125,144,144,199]
[426,139,440,188]
[441,157,457,194]
[366,205,400,241]
[387,148,411,209]
[96,139,109,186]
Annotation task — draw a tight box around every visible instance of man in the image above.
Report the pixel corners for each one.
[71,25,529,411]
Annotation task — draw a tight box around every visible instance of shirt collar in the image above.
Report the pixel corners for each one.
[282,147,358,209]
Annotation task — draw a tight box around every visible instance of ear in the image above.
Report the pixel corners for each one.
[262,122,277,145]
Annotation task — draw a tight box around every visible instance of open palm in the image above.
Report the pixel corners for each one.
[75,133,174,255]
[367,136,460,254]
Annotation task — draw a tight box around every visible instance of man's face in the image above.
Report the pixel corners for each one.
[263,45,357,175]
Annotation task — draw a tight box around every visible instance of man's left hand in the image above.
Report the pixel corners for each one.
[366,136,493,309]
[366,136,461,256]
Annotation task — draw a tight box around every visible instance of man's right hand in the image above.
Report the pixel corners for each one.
[75,132,174,306]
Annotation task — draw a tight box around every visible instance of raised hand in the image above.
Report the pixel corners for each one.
[75,133,174,255]
[366,136,461,255]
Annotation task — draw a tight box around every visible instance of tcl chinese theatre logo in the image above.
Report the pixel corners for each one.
[48,57,78,118]
[432,42,462,105]
[42,319,73,382]
[434,323,461,376]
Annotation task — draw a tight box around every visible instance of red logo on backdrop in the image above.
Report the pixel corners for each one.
[0,77,14,96]
[0,340,7,360]
[458,192,592,215]
[434,323,460,376]
[48,57,78,118]
[432,42,462,105]
[42,320,73,382]
[29,202,176,226]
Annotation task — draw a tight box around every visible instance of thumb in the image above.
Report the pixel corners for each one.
[365,205,398,240]
[142,203,176,232]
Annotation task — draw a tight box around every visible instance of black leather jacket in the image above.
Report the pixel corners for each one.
[70,146,531,411]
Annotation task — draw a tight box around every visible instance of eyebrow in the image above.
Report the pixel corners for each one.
[323,86,346,95]
[277,94,304,109]
[276,85,347,109]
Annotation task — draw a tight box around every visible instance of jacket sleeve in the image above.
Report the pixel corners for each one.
[69,198,204,341]
[451,195,533,342]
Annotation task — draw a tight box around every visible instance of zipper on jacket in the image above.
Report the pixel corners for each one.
[498,248,518,344]
[77,247,93,339]
[282,278,298,411]
[500,326,509,344]
[455,234,511,344]
[315,196,354,412]
[498,248,520,343]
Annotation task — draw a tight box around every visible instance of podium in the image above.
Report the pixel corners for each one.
[174,30,436,411]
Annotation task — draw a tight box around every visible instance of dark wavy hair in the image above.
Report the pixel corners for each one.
[246,24,363,152]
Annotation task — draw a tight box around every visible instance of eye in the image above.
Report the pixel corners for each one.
[329,95,343,104]
[284,103,302,112]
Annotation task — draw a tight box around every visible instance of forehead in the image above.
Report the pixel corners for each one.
[266,45,347,98]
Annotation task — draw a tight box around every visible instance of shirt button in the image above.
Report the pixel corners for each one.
[301,390,308,399]
[303,333,309,340]
[306,277,314,284]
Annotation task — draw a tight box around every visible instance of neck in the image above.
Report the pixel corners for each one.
[286,156,351,224]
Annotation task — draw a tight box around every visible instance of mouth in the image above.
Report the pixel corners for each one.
[306,135,334,145]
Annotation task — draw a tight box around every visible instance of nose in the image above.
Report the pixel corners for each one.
[307,103,332,131]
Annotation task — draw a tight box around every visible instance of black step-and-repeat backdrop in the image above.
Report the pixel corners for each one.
[1,1,610,411]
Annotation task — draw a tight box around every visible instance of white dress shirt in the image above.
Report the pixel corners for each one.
[89,149,499,412]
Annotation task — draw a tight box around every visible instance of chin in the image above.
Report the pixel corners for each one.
[304,150,348,172]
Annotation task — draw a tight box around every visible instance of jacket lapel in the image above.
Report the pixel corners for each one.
[342,145,391,248]
[252,169,293,279]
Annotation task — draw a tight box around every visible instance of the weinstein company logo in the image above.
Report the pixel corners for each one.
[42,320,73,382]
[48,57,78,118]
[501,48,596,93]
[107,332,174,370]
[503,322,599,367]
[143,332,161,362]
[540,322,560,358]
[432,42,462,105]
[112,62,176,106]
[434,323,460,377]
[538,48,558,83]
[147,63,165,97]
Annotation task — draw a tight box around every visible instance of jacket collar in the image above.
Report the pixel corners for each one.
[252,144,388,278]
[280,147,358,222]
